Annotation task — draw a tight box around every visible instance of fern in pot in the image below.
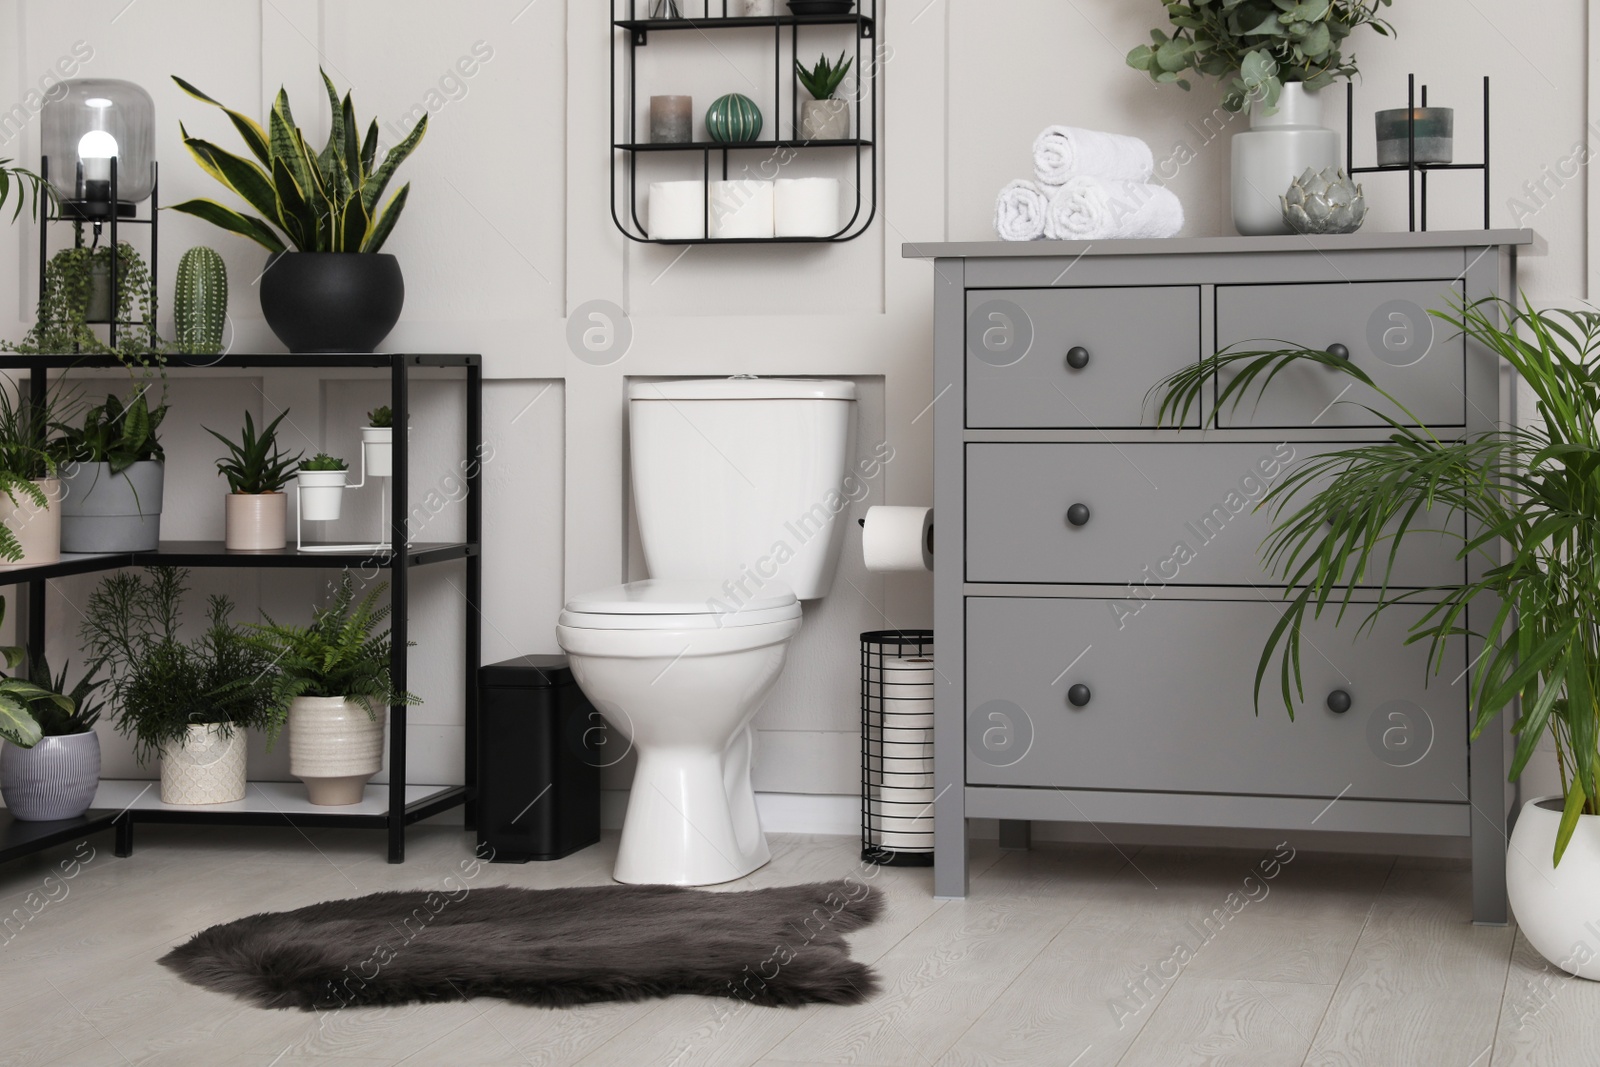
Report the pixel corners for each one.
[81,569,274,805]
[248,573,418,806]
[0,379,79,568]
[0,655,108,821]
[206,409,303,551]
[1151,297,1600,979]
[169,70,427,354]
[52,389,167,553]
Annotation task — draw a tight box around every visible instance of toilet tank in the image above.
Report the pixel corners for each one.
[629,378,858,601]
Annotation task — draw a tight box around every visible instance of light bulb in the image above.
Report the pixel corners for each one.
[77,129,117,194]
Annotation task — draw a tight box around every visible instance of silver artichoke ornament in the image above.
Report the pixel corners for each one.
[1281,167,1367,235]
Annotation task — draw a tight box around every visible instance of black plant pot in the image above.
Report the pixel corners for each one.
[259,252,404,354]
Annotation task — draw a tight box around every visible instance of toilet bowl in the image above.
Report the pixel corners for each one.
[557,579,802,885]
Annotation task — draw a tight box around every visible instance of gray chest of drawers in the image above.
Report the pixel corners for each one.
[906,230,1538,924]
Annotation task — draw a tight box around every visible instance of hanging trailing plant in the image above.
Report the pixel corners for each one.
[4,237,162,362]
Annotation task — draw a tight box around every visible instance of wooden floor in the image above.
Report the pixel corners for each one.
[1,823,1594,1066]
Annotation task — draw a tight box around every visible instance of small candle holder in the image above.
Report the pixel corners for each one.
[650,95,694,143]
[1376,107,1454,166]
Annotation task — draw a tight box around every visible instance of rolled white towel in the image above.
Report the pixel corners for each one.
[994,179,1049,242]
[1044,176,1184,241]
[1033,126,1154,186]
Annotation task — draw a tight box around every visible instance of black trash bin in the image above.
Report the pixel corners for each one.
[476,655,601,862]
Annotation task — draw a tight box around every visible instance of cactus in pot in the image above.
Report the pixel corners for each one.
[174,246,228,355]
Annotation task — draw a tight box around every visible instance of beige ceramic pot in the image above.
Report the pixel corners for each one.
[159,723,246,805]
[0,477,61,568]
[288,695,386,805]
[225,492,287,550]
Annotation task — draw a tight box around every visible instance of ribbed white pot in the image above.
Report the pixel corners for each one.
[288,695,385,806]
[297,470,346,522]
[362,427,392,478]
[1508,795,1600,979]
[158,723,246,805]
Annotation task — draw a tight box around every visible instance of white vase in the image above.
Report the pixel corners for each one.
[296,470,347,522]
[288,695,386,806]
[361,426,392,479]
[159,723,246,805]
[1231,83,1341,237]
[1508,795,1600,979]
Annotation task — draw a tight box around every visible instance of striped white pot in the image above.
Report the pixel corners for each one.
[159,723,246,805]
[0,731,100,820]
[288,696,386,806]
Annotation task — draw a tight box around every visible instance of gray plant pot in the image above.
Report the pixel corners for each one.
[59,460,163,553]
[1,731,101,821]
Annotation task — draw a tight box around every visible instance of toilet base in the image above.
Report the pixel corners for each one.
[614,736,771,886]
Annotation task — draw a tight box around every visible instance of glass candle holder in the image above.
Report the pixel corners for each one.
[650,96,694,144]
[1375,107,1454,166]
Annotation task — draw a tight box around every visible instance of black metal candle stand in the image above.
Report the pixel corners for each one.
[1346,74,1490,233]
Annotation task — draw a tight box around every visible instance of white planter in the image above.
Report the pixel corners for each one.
[224,492,287,550]
[297,470,347,522]
[0,477,60,568]
[362,426,392,478]
[1509,795,1600,979]
[1231,83,1341,236]
[159,723,246,805]
[288,695,386,806]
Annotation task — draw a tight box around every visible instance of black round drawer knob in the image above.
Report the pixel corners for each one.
[1326,343,1350,361]
[1067,684,1092,708]
[1326,689,1352,714]
[1066,346,1091,370]
[1066,503,1091,527]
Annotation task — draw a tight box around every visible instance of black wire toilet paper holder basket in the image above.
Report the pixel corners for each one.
[860,628,935,867]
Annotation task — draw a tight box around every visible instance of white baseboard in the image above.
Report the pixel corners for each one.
[601,790,861,836]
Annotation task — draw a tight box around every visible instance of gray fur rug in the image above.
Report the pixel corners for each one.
[159,880,883,1011]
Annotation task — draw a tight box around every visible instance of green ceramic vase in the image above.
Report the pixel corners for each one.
[706,94,763,143]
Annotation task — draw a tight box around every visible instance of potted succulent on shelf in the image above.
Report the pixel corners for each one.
[296,452,348,523]
[0,655,108,822]
[797,51,854,141]
[81,568,273,805]
[169,71,428,354]
[1150,297,1600,980]
[1126,0,1396,236]
[249,573,418,805]
[206,409,303,551]
[0,379,77,568]
[363,405,392,478]
[53,389,167,553]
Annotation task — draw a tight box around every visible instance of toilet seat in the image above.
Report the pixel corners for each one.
[560,579,800,631]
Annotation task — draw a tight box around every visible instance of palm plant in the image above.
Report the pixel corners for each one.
[1151,296,1600,865]
[206,409,303,494]
[168,70,427,253]
[247,573,418,724]
[0,158,53,221]
[797,52,853,101]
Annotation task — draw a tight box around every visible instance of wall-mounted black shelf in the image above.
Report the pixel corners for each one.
[611,0,880,244]
[1345,74,1490,233]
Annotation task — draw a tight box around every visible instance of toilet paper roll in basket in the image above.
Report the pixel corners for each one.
[862,506,933,572]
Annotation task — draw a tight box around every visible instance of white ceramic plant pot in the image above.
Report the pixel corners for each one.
[297,470,347,522]
[0,476,61,568]
[159,723,246,805]
[288,695,385,806]
[1508,795,1600,979]
[1231,83,1341,236]
[362,426,392,478]
[224,492,287,551]
[59,460,163,552]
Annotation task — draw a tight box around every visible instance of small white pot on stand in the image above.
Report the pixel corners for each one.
[1231,83,1341,236]
[362,427,392,478]
[1508,795,1600,978]
[159,723,247,805]
[297,470,347,523]
[288,695,386,805]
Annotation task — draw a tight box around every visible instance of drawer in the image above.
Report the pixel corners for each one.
[1214,280,1465,428]
[965,443,1463,588]
[964,597,1467,801]
[966,286,1200,429]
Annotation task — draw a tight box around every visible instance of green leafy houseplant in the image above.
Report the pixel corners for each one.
[0,597,73,748]
[300,452,347,472]
[206,409,303,494]
[54,390,167,475]
[797,51,854,100]
[80,568,275,762]
[22,655,108,737]
[367,405,392,428]
[168,70,427,254]
[5,241,161,360]
[1127,0,1396,112]
[1151,297,1600,865]
[0,158,52,221]
[248,573,418,721]
[0,378,77,562]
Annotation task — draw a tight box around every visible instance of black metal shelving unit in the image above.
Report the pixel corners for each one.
[0,351,483,866]
[1346,74,1491,233]
[611,1,880,244]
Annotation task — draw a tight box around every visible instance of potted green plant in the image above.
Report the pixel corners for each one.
[0,655,107,821]
[4,240,161,361]
[248,573,418,805]
[296,452,348,523]
[206,409,303,551]
[363,405,392,478]
[1151,297,1600,979]
[797,51,854,141]
[168,71,427,354]
[80,568,273,805]
[0,379,79,568]
[1126,0,1396,235]
[53,389,167,553]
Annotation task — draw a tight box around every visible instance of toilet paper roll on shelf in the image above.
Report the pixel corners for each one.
[775,178,842,238]
[862,506,933,572]
[710,179,775,239]
[649,181,707,240]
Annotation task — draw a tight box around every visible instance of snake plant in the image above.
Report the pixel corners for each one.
[168,70,427,253]
[1151,297,1600,866]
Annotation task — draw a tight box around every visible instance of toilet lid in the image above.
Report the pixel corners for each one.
[560,579,800,630]
[629,378,857,402]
